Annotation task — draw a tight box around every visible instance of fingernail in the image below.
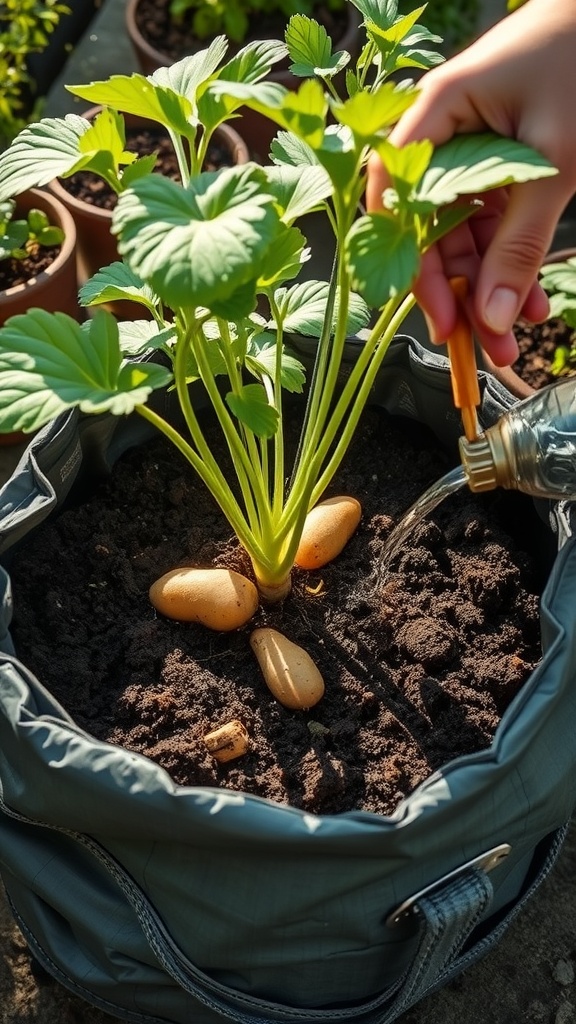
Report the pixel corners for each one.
[484,287,518,335]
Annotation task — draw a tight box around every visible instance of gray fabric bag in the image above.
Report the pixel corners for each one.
[0,337,574,1024]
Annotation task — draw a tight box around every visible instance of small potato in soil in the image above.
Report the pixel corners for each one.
[295,495,361,569]
[250,627,325,710]
[150,566,258,630]
[204,720,249,763]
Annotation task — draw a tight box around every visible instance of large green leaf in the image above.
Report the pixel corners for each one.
[79,261,159,314]
[68,75,194,137]
[226,382,279,438]
[197,40,288,130]
[271,280,370,336]
[0,309,172,433]
[262,164,332,221]
[285,15,350,79]
[113,166,280,312]
[416,133,557,207]
[345,212,418,306]
[0,115,90,199]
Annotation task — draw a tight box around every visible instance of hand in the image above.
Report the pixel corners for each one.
[366,0,576,365]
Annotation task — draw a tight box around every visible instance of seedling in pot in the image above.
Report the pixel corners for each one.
[0,200,64,263]
[0,1,557,632]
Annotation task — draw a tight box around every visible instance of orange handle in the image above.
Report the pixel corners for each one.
[446,276,481,441]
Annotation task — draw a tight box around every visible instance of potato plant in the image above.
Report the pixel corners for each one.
[0,0,556,604]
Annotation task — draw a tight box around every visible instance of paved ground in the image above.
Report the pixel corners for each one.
[2,1,576,1022]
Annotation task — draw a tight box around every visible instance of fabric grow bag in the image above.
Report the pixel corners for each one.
[0,336,575,1024]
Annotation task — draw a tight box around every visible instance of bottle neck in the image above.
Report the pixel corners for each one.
[459,419,517,493]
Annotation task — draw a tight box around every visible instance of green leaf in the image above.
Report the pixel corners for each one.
[345,212,419,306]
[281,79,327,148]
[540,259,576,297]
[68,75,194,138]
[349,0,398,29]
[0,114,91,199]
[217,39,288,84]
[246,338,306,393]
[285,14,350,79]
[270,131,318,168]
[197,39,289,131]
[374,137,433,190]
[333,83,416,139]
[151,35,229,96]
[116,320,177,357]
[257,223,308,288]
[0,309,173,433]
[315,124,359,195]
[112,165,279,312]
[416,133,558,207]
[271,280,371,336]
[226,382,279,438]
[262,163,332,221]
[79,261,160,314]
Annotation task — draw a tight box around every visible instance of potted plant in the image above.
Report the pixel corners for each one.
[124,0,367,160]
[0,186,79,446]
[0,2,575,1022]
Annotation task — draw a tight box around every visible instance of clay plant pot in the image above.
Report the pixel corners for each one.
[0,188,79,447]
[47,116,250,316]
[125,0,363,162]
[0,188,78,326]
[0,339,575,1023]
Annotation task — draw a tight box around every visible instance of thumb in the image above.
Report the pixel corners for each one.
[476,177,569,335]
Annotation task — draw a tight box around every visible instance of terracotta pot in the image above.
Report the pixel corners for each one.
[0,187,79,446]
[47,116,250,316]
[0,188,78,326]
[125,0,363,163]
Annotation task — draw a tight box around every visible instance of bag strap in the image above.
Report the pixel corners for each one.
[78,831,495,1024]
[0,794,566,1024]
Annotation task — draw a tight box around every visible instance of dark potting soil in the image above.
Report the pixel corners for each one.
[60,126,235,211]
[512,316,574,390]
[0,245,61,292]
[133,0,350,64]
[8,404,543,818]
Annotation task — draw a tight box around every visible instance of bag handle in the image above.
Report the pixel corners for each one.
[0,794,566,1024]
[79,832,495,1024]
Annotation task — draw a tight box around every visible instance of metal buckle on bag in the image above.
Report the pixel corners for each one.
[385,843,511,928]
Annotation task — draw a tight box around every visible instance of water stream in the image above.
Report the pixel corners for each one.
[374,464,468,584]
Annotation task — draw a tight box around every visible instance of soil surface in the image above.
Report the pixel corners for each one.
[512,316,575,390]
[61,125,236,210]
[133,0,350,63]
[8,403,543,818]
[0,245,61,292]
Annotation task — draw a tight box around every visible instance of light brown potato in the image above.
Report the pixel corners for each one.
[294,495,361,570]
[250,627,325,710]
[149,567,258,630]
